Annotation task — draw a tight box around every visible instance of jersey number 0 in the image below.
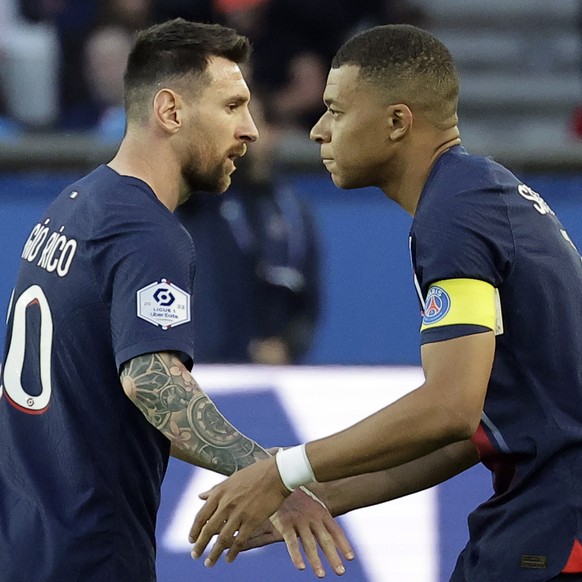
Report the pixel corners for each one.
[1,285,53,413]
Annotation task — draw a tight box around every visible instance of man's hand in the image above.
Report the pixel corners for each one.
[246,488,355,578]
[190,456,288,566]
[189,456,354,577]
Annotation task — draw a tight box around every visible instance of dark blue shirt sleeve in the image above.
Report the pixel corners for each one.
[95,202,196,371]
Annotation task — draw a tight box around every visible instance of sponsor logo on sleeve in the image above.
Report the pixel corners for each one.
[137,279,190,330]
[422,285,451,325]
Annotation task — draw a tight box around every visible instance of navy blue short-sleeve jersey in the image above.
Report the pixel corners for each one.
[0,165,196,581]
[411,147,582,580]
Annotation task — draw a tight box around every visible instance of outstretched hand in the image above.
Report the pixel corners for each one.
[189,456,355,577]
[245,487,355,578]
[190,456,288,566]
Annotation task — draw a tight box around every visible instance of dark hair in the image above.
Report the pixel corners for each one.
[332,24,459,127]
[124,18,251,121]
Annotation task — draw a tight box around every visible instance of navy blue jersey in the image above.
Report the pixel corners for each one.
[0,165,196,581]
[410,146,582,580]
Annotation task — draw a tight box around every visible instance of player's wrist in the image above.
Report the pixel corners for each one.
[298,485,328,509]
[275,444,316,491]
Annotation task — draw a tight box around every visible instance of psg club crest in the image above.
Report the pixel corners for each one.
[422,285,450,325]
[137,279,190,330]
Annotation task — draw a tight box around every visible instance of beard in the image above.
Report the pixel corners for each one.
[182,162,230,195]
[177,147,233,208]
[175,134,247,207]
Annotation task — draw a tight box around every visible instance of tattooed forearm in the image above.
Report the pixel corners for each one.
[120,352,269,474]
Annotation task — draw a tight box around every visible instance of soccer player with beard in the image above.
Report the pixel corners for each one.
[0,19,352,581]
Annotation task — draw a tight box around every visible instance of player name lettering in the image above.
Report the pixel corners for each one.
[21,222,78,278]
[517,184,554,216]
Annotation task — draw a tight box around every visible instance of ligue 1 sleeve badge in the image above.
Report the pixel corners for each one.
[137,279,191,330]
[422,285,451,325]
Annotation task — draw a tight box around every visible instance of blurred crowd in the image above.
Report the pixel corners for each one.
[0,0,425,140]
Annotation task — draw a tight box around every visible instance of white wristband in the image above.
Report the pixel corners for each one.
[275,444,316,491]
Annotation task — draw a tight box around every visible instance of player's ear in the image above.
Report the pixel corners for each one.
[386,103,412,141]
[153,88,183,134]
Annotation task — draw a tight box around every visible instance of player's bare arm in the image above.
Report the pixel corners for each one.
[243,439,478,551]
[306,331,494,482]
[120,351,268,474]
[121,351,354,576]
[318,438,479,517]
[190,331,494,565]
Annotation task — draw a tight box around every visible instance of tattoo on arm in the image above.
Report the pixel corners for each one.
[120,352,269,474]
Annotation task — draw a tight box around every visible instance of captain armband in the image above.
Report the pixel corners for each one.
[421,278,503,337]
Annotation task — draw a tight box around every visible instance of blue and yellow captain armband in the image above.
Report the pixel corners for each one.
[421,278,502,335]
